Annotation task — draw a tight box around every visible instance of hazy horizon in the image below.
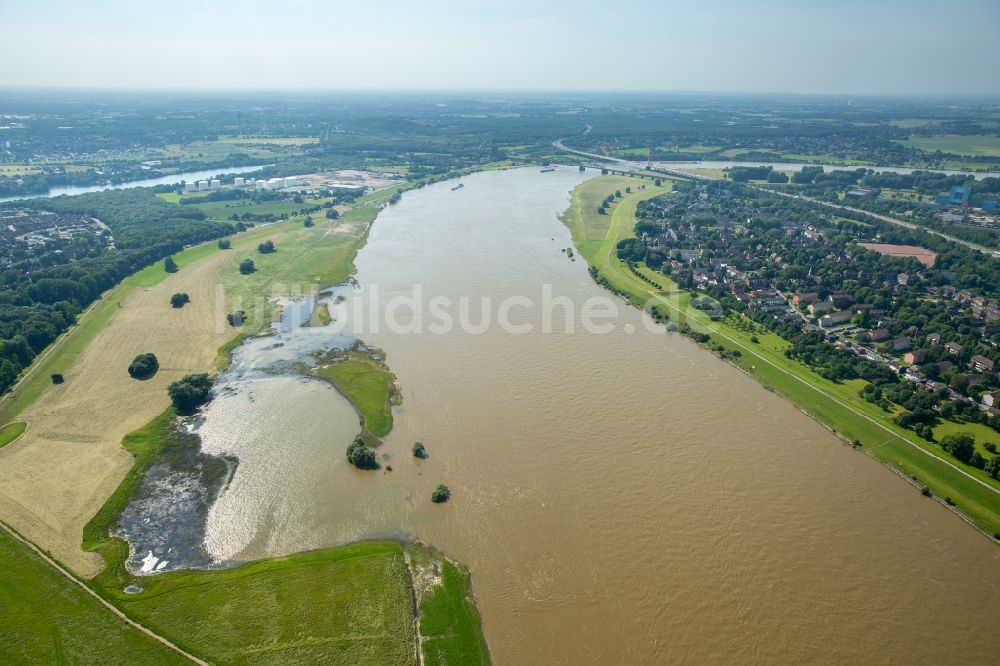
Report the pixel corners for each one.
[2,0,999,96]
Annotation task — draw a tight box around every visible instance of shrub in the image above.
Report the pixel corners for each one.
[164,256,178,273]
[167,373,212,414]
[431,484,451,503]
[346,436,378,470]
[170,292,190,308]
[128,353,159,380]
[412,442,427,459]
[239,258,256,275]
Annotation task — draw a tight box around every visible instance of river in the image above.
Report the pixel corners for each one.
[0,165,269,203]
[142,167,1000,663]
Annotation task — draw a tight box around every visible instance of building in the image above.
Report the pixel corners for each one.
[793,292,819,306]
[935,186,972,207]
[184,182,196,193]
[234,177,245,187]
[819,310,853,328]
[196,180,209,191]
[867,328,890,342]
[927,333,941,345]
[945,341,964,355]
[892,337,912,352]
[983,391,1000,409]
[808,301,834,316]
[904,350,924,365]
[210,179,221,189]
[970,355,996,373]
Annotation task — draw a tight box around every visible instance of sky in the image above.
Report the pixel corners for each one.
[1,0,998,95]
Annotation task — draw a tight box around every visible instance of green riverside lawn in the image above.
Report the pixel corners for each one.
[564,173,1000,537]
[0,527,188,665]
[1,183,489,665]
[313,350,397,438]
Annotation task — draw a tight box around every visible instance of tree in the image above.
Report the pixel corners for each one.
[940,432,975,464]
[128,353,159,380]
[412,442,427,459]
[346,436,378,470]
[164,256,178,273]
[303,216,314,228]
[167,373,212,414]
[227,310,246,326]
[257,240,275,254]
[51,373,64,384]
[326,209,340,220]
[431,484,451,503]
[239,258,256,275]
[217,239,231,250]
[170,292,190,308]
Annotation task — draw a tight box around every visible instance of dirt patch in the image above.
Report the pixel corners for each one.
[0,249,242,577]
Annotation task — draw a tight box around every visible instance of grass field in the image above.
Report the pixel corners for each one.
[898,134,1000,157]
[564,175,1000,536]
[313,351,397,438]
[0,420,26,449]
[0,527,187,665]
[111,542,417,665]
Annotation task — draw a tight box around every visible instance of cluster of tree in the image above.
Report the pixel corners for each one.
[346,435,378,470]
[167,373,212,414]
[226,310,246,327]
[127,352,159,380]
[431,484,451,503]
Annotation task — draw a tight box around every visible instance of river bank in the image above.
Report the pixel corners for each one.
[562,172,1000,539]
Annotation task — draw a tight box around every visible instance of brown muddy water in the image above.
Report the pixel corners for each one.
[178,168,997,663]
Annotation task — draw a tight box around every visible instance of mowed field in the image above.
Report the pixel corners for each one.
[0,248,242,576]
[897,134,1000,157]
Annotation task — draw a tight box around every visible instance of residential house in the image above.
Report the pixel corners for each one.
[926,333,941,345]
[892,337,912,352]
[808,301,835,316]
[793,292,819,306]
[867,328,890,342]
[983,391,1000,409]
[970,355,996,373]
[819,310,853,328]
[945,341,964,355]
[904,350,924,365]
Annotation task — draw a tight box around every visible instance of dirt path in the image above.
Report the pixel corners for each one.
[0,249,238,577]
[0,520,207,665]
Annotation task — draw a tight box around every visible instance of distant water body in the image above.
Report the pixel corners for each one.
[0,165,269,203]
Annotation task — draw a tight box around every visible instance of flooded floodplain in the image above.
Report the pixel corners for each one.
[129,168,999,663]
